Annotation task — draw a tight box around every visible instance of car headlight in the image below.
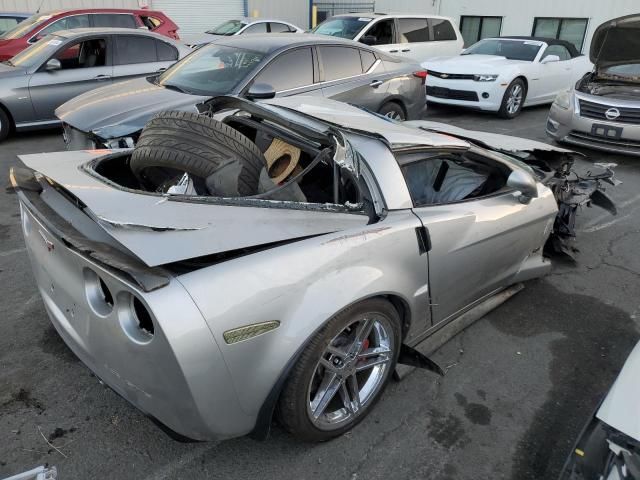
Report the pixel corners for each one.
[553,90,572,110]
[473,74,498,82]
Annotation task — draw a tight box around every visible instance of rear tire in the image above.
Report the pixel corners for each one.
[378,102,406,121]
[130,111,265,195]
[498,78,526,119]
[0,108,11,142]
[277,298,401,442]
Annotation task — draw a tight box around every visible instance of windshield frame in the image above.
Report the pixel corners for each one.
[311,16,372,40]
[462,38,543,62]
[157,43,266,96]
[0,13,54,40]
[205,20,247,36]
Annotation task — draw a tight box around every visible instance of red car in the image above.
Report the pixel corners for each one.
[0,8,179,61]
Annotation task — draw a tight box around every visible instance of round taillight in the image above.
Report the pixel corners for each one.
[84,268,114,316]
[116,292,154,344]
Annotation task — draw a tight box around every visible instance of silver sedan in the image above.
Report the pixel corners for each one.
[12,96,616,442]
[0,27,190,141]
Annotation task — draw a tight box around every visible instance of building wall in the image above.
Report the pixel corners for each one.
[434,0,639,52]
[0,0,139,11]
[248,0,309,30]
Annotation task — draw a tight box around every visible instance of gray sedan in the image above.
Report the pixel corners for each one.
[56,34,427,149]
[0,27,190,141]
[12,96,616,442]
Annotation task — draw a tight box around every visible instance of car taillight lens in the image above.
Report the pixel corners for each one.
[413,70,428,85]
[169,30,179,39]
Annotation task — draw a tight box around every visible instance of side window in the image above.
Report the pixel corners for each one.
[0,17,20,35]
[52,38,107,70]
[320,46,363,81]
[399,150,509,206]
[270,22,292,33]
[360,49,377,72]
[362,19,395,46]
[91,14,137,29]
[141,16,162,30]
[243,22,268,34]
[254,47,313,91]
[543,44,571,61]
[398,18,430,43]
[429,18,457,41]
[36,15,90,40]
[115,36,157,65]
[156,40,178,61]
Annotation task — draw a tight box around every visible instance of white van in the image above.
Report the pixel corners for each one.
[312,13,464,62]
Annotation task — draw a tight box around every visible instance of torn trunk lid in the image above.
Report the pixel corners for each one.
[16,150,368,268]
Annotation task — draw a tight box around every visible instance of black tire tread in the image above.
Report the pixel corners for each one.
[0,107,10,142]
[130,111,265,195]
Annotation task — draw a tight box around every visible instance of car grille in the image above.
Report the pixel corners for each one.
[567,130,640,153]
[428,70,475,80]
[63,124,95,150]
[578,99,640,125]
[427,86,479,102]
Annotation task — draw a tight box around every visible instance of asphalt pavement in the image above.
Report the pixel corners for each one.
[1,104,638,480]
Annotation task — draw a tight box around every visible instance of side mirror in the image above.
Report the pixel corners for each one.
[507,169,538,203]
[541,54,560,64]
[360,35,377,46]
[246,83,276,100]
[45,58,61,71]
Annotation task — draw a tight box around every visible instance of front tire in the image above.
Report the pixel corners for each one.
[0,108,11,142]
[498,78,526,119]
[277,298,401,442]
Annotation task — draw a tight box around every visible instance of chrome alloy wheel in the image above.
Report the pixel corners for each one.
[306,315,394,430]
[506,84,523,115]
[384,110,403,121]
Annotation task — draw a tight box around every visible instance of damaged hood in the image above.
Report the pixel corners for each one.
[597,340,640,440]
[18,150,366,267]
[56,77,208,138]
[590,14,640,71]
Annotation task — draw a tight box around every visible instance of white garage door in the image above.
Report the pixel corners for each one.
[150,0,245,35]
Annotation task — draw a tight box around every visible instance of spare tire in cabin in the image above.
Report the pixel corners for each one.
[130,111,266,196]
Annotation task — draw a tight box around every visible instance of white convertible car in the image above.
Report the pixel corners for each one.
[424,37,593,118]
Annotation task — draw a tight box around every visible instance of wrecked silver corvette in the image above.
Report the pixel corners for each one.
[11,96,617,442]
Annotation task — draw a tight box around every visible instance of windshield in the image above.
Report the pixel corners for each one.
[463,39,542,61]
[157,44,264,95]
[205,20,246,35]
[0,13,53,39]
[312,16,371,39]
[603,64,640,80]
[8,34,63,68]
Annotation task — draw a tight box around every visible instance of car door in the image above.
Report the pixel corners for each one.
[249,47,322,97]
[241,22,268,35]
[318,45,390,108]
[28,36,113,121]
[399,147,554,325]
[358,18,401,55]
[111,35,177,83]
[395,17,431,62]
[536,44,573,102]
[427,18,463,58]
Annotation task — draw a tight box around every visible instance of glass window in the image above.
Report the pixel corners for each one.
[363,19,395,45]
[398,18,430,43]
[1,13,53,40]
[463,39,541,61]
[312,16,371,40]
[53,38,107,70]
[115,36,157,64]
[460,16,502,47]
[254,47,313,91]
[430,18,457,41]
[158,44,264,95]
[91,14,137,29]
[0,17,21,36]
[156,40,178,61]
[35,14,90,40]
[206,20,246,35]
[360,49,377,72]
[533,18,588,51]
[319,46,362,81]
[243,22,268,34]
[270,22,291,33]
[543,44,571,61]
